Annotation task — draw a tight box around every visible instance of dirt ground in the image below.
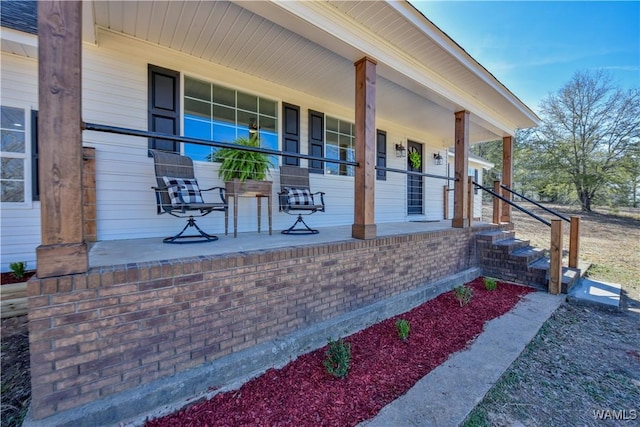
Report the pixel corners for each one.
[1,203,638,427]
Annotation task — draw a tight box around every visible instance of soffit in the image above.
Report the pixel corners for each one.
[85,0,527,144]
[330,1,537,127]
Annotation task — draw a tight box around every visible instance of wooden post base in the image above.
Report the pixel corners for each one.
[352,223,377,240]
[36,242,88,278]
[452,218,469,228]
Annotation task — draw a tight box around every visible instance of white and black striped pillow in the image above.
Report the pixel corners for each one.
[285,187,314,206]
[162,176,204,206]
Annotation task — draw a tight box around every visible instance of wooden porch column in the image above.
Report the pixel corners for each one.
[492,180,502,224]
[569,216,580,269]
[501,135,513,223]
[549,219,563,295]
[36,0,88,278]
[443,185,449,219]
[452,110,470,228]
[352,57,377,240]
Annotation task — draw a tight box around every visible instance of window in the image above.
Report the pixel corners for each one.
[1,106,29,203]
[325,116,355,176]
[376,130,387,181]
[183,76,278,163]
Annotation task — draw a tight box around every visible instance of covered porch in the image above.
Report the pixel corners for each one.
[88,219,495,268]
[32,0,536,280]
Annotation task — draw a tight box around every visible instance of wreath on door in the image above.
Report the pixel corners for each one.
[408,148,421,169]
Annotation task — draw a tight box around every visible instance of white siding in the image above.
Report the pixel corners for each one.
[0,53,40,272]
[445,160,489,221]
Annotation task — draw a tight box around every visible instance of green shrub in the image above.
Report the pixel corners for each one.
[453,285,473,307]
[323,338,351,379]
[396,319,410,341]
[9,262,27,280]
[484,277,498,291]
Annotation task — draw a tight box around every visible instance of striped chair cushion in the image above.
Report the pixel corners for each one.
[162,176,204,206]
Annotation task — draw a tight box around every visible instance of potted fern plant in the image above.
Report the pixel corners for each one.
[212,135,272,182]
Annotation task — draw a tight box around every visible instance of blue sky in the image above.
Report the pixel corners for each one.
[410,1,640,114]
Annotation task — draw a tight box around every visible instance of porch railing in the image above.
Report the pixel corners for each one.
[473,180,581,295]
[499,184,581,270]
[83,122,359,168]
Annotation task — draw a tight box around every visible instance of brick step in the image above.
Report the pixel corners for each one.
[476,230,516,244]
[511,246,546,263]
[477,232,584,294]
[530,258,582,293]
[493,238,531,253]
[479,242,541,270]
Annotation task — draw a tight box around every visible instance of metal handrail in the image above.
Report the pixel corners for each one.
[84,122,460,181]
[83,122,359,167]
[376,166,456,181]
[473,181,551,227]
[500,184,570,223]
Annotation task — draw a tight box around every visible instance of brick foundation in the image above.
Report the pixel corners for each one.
[27,225,502,421]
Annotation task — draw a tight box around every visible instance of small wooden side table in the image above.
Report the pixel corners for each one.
[224,180,273,237]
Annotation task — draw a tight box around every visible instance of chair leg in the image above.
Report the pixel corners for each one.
[164,216,218,244]
[281,214,319,235]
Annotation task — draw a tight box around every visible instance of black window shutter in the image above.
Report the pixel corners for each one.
[308,110,324,174]
[148,64,180,153]
[31,110,39,201]
[376,129,387,181]
[282,103,300,166]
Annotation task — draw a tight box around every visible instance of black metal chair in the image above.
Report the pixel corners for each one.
[278,165,325,234]
[150,149,227,243]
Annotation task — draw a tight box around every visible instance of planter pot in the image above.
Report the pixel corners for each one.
[225,179,273,196]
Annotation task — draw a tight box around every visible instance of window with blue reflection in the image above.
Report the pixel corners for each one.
[325,116,354,176]
[183,76,279,166]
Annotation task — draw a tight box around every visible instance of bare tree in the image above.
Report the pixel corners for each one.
[535,70,640,211]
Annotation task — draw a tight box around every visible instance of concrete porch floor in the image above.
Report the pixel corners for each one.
[88,220,497,268]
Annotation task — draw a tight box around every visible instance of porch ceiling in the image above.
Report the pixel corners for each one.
[84,0,538,146]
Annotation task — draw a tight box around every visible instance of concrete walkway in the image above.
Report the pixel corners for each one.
[360,291,564,427]
[567,277,622,311]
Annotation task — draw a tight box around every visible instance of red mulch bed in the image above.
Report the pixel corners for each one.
[146,278,534,427]
[0,271,35,285]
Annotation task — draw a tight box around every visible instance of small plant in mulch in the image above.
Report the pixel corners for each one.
[323,338,351,379]
[484,277,498,291]
[9,262,27,280]
[453,285,473,307]
[396,319,410,341]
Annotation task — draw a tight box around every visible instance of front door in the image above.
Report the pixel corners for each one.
[407,140,423,215]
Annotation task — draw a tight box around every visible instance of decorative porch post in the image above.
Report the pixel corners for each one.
[36,0,88,278]
[352,57,377,240]
[452,110,470,228]
[501,135,513,223]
